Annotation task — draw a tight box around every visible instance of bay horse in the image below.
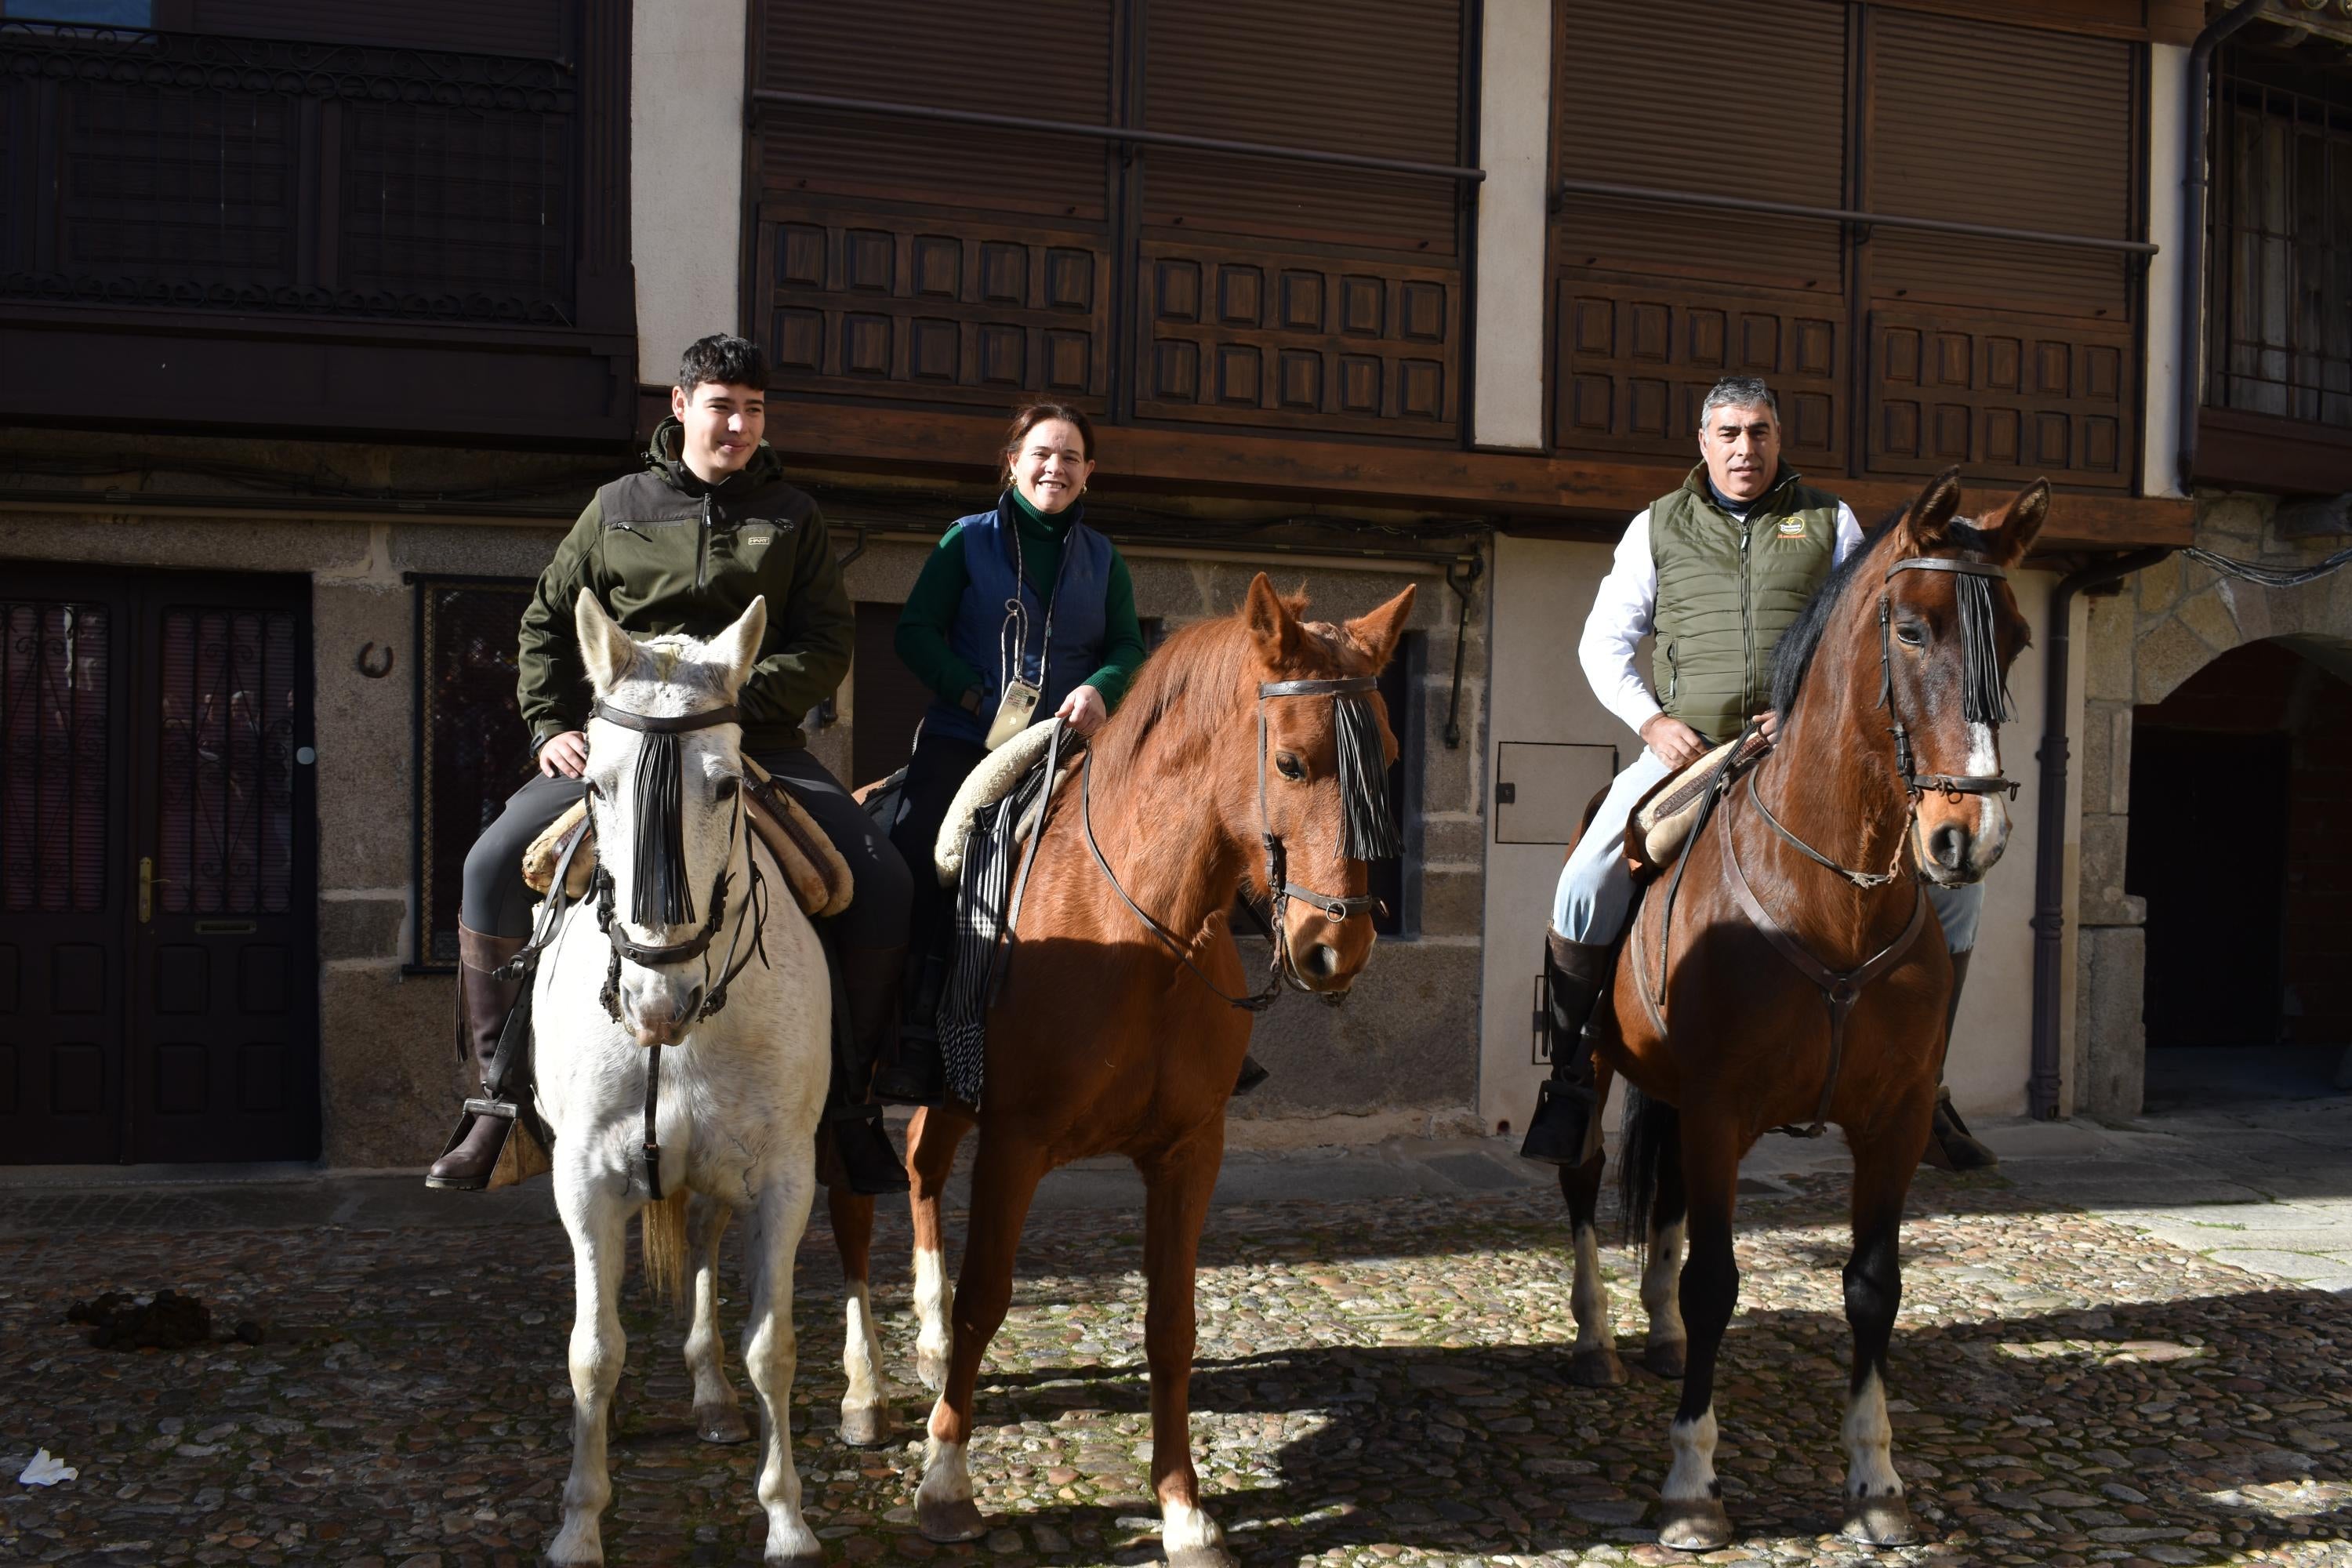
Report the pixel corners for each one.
[529,591,833,1566]
[1559,470,2046,1550]
[830,573,1414,1568]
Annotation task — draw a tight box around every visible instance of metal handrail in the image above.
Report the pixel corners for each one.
[753,88,1485,183]
[1554,176,2157,256]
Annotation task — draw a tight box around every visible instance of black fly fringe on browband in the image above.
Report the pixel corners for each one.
[1334,693,1402,862]
[1955,572,2013,725]
[630,728,696,926]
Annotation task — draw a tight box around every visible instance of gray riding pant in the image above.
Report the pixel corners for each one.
[1548,750,1982,953]
[459,746,912,955]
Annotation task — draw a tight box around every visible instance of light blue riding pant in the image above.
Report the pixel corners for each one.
[1549,750,1984,952]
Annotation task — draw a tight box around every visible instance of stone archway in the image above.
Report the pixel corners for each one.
[2074,492,2352,1117]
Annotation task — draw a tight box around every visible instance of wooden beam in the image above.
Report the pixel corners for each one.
[755,397,2196,551]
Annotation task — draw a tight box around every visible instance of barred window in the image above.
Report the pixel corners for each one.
[412,579,534,968]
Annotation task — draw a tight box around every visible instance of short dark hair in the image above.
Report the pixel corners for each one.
[999,402,1096,486]
[676,334,768,396]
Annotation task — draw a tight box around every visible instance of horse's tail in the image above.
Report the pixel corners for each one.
[1617,1083,1681,1249]
[640,1189,691,1312]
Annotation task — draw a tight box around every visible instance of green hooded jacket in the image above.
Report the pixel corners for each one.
[515,419,852,753]
[1648,463,1844,744]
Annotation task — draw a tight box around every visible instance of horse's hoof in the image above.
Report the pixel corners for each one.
[1166,1548,1239,1568]
[838,1401,891,1448]
[695,1402,751,1445]
[917,1496,988,1543]
[1657,1497,1733,1551]
[764,1552,826,1567]
[1644,1338,1688,1379]
[1569,1346,1629,1387]
[916,1343,949,1393]
[1842,1495,1919,1546]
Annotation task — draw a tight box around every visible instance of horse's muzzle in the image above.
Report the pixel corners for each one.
[626,980,701,1046]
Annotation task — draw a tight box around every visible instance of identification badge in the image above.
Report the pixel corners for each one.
[1777,517,1808,539]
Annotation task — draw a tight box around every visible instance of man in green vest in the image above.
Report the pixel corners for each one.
[1518,376,1994,1172]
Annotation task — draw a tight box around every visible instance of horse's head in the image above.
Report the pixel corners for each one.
[575,589,765,1046]
[1239,572,1417,995]
[1880,468,2045,885]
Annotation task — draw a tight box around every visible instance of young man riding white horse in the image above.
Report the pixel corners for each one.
[1519,375,1995,1173]
[427,333,914,1196]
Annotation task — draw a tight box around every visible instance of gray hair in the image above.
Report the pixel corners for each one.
[1697,376,1780,430]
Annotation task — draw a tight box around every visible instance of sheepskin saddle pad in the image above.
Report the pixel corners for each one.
[932,718,1065,890]
[1626,728,1774,874]
[522,758,853,918]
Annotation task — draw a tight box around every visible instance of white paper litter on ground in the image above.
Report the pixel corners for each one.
[18,1449,78,1486]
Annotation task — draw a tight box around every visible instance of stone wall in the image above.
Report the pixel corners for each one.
[2074,491,2352,1118]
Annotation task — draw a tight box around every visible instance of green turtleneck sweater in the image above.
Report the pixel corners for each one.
[895,489,1147,711]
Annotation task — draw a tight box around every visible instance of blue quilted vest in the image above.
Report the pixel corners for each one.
[924,496,1113,747]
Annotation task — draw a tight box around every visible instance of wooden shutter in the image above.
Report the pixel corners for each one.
[1860,9,2139,487]
[1554,0,1848,291]
[1131,0,1466,441]
[188,1,565,58]
[750,0,1115,413]
[1549,0,1849,466]
[1140,0,1462,254]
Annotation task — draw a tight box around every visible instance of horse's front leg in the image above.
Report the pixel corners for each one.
[549,1171,630,1566]
[1560,1061,1624,1386]
[1657,1108,1739,1553]
[684,1192,750,1444]
[1639,1135,1690,1379]
[1141,1134,1233,1568]
[828,1182,891,1446]
[908,1105,974,1392]
[917,1129,1044,1544]
[1839,1113,1930,1546]
[744,1160,822,1565]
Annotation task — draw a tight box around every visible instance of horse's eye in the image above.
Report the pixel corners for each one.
[715,775,740,801]
[1276,753,1305,781]
[1896,622,1928,648]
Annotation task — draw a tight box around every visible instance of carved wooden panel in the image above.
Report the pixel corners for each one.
[757,207,1110,412]
[1134,240,1461,440]
[1551,276,1845,470]
[1864,309,2133,488]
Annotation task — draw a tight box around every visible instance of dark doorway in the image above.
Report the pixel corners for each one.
[2127,638,2352,1104]
[0,567,318,1163]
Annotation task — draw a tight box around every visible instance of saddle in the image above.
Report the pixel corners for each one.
[1626,730,1774,874]
[521,759,855,918]
[931,718,1067,889]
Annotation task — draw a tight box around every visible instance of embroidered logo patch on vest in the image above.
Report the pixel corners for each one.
[1776,517,1808,539]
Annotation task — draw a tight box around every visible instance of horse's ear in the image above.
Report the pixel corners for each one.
[707,594,768,698]
[575,590,636,695]
[1977,478,2051,564]
[1902,466,1965,552]
[1243,572,1302,664]
[1344,583,1417,671]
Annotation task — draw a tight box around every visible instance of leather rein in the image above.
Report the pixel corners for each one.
[1645,552,2016,1138]
[1076,674,1389,1012]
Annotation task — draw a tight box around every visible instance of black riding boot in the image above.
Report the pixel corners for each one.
[426,926,534,1191]
[1922,948,1998,1172]
[829,944,912,1195]
[1518,932,1618,1166]
[1233,1054,1269,1096]
[874,940,948,1106]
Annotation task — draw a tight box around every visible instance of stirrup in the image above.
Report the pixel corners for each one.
[426,1097,550,1192]
[1518,1079,1600,1167]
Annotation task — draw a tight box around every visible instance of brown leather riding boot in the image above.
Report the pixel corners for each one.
[425,927,532,1191]
[1519,932,1617,1166]
[1922,949,1998,1173]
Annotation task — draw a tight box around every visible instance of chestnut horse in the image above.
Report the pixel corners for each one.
[827,574,1413,1568]
[1559,470,2046,1551]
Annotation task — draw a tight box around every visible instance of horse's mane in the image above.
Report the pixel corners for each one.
[1090,595,1355,775]
[1769,510,1999,717]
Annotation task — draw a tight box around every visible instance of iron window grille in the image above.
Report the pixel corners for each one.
[410,577,535,971]
[2208,47,2352,430]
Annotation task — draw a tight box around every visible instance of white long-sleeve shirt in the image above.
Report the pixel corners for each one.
[1578,499,1865,739]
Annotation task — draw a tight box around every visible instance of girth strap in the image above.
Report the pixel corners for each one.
[642,1041,664,1201]
[1723,836,1928,1138]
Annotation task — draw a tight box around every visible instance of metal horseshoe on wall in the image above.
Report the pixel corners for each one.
[355,643,395,678]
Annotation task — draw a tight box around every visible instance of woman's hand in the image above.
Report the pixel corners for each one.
[538,731,589,779]
[1056,684,1109,737]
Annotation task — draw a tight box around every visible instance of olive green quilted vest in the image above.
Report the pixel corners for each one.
[1649,465,1844,744]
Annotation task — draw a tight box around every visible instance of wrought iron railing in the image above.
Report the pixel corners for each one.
[0,20,579,325]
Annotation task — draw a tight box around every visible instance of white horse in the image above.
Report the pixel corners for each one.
[532,590,850,1566]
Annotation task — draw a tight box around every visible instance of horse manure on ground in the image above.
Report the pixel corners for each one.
[64,1290,263,1351]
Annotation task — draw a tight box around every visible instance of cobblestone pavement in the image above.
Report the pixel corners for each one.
[5,1134,2352,1567]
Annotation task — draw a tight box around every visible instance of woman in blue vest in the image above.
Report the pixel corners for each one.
[876,404,1147,1103]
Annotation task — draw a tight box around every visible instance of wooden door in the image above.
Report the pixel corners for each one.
[0,567,317,1163]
